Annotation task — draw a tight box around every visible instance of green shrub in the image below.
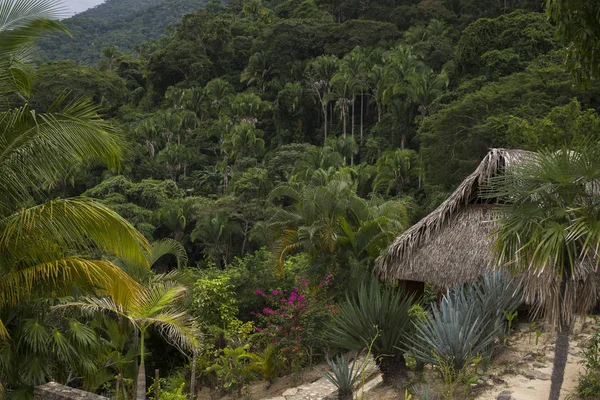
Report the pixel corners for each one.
[326,279,413,387]
[148,379,187,400]
[206,345,256,396]
[578,324,600,399]
[247,344,283,383]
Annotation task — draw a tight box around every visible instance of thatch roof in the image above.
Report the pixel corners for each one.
[375,148,534,287]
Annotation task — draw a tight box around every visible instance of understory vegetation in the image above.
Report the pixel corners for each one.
[1,0,600,399]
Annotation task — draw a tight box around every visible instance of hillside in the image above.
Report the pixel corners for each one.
[35,0,207,65]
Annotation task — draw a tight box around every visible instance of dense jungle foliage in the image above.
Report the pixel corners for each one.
[35,0,207,64]
[3,0,600,398]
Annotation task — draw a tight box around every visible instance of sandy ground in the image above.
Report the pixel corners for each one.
[197,321,595,399]
[476,322,590,400]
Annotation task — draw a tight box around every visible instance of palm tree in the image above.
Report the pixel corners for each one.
[483,145,600,400]
[306,55,339,143]
[339,48,369,147]
[373,149,421,195]
[101,46,120,73]
[191,212,243,268]
[59,280,198,400]
[241,51,276,93]
[205,78,234,116]
[0,0,150,338]
[405,69,448,117]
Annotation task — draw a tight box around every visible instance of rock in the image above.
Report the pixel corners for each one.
[497,391,515,400]
[282,388,299,396]
[533,362,546,368]
[523,370,551,380]
[522,353,536,361]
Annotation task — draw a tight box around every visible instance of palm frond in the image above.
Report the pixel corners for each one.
[148,239,188,268]
[0,198,150,268]
[0,258,142,308]
[0,101,123,211]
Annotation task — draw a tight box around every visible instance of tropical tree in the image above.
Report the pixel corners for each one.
[59,280,198,400]
[191,212,243,268]
[0,0,151,340]
[0,299,104,397]
[484,145,600,400]
[205,78,234,115]
[373,149,422,195]
[306,55,339,143]
[268,169,411,276]
[101,46,120,73]
[336,50,369,150]
[546,0,600,83]
[241,51,276,93]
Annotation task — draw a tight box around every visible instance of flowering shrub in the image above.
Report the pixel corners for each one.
[253,274,335,371]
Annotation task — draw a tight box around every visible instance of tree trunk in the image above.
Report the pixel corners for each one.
[136,332,146,400]
[549,326,569,400]
[549,268,572,400]
[342,108,347,138]
[338,390,353,400]
[136,362,146,400]
[360,91,364,146]
[190,349,197,400]
[223,154,229,189]
[351,95,355,140]
[376,355,407,389]
[324,106,328,144]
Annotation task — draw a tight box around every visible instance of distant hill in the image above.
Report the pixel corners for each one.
[35,0,207,65]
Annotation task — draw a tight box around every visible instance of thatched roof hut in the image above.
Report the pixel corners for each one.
[375,148,534,287]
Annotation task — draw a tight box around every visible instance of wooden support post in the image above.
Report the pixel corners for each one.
[155,369,160,400]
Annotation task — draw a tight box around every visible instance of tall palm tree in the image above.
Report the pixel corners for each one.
[0,0,150,338]
[59,280,198,400]
[484,145,600,400]
[305,55,339,143]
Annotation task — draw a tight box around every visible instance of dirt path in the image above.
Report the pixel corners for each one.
[476,323,589,400]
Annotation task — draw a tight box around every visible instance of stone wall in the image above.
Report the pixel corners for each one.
[34,382,108,400]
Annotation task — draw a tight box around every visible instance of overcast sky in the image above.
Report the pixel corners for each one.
[62,0,105,16]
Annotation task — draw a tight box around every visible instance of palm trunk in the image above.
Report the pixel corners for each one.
[342,108,347,138]
[136,333,146,400]
[549,326,569,400]
[324,105,328,144]
[330,103,333,130]
[549,271,571,400]
[360,91,364,146]
[190,349,197,400]
[351,96,355,166]
[223,154,229,189]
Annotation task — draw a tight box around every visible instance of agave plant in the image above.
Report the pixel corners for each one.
[409,273,522,371]
[324,354,361,400]
[412,383,436,400]
[327,280,413,387]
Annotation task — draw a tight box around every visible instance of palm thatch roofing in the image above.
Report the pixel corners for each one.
[375,148,534,287]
